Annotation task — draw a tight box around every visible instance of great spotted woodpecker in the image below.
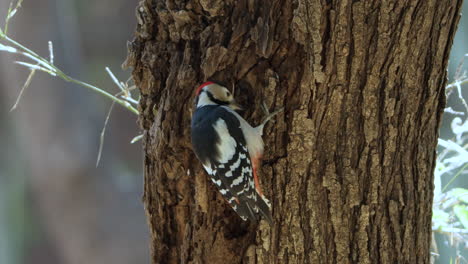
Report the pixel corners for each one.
[191,81,282,225]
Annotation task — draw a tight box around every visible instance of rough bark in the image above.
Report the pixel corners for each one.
[126,0,462,263]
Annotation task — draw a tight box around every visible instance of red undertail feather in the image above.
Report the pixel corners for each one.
[251,155,264,197]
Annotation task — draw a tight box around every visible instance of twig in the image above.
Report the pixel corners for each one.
[10,67,36,111]
[48,40,54,64]
[1,37,139,115]
[96,102,116,167]
[442,163,468,192]
[131,134,144,144]
[106,66,125,92]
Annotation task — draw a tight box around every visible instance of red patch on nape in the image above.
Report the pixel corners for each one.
[195,81,215,96]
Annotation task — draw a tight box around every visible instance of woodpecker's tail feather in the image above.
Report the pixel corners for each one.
[234,194,273,226]
[256,195,273,226]
[215,171,273,225]
[255,194,273,226]
[240,201,258,222]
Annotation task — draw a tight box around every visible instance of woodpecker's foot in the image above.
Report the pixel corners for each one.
[260,102,284,127]
[261,102,270,116]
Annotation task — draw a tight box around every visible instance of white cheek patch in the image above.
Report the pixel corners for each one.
[213,119,237,163]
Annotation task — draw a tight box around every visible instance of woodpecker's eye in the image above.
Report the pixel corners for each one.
[226,91,231,97]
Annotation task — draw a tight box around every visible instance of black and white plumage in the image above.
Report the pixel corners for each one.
[191,82,275,225]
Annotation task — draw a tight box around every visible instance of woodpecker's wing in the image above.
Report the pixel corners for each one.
[210,108,272,224]
[203,161,256,222]
[192,106,272,224]
[212,141,272,224]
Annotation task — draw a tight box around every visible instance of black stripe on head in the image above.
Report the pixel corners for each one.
[207,91,230,106]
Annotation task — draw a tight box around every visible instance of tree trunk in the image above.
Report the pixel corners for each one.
[126,0,462,263]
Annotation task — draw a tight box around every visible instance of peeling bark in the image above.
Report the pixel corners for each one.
[126,0,462,263]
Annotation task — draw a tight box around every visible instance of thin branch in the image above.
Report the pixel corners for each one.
[1,36,139,114]
[106,66,125,92]
[48,40,54,64]
[10,67,36,111]
[121,95,139,105]
[442,163,468,192]
[15,61,56,76]
[131,134,144,144]
[96,101,116,167]
[3,0,23,36]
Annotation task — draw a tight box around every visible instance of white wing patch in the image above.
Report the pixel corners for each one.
[211,178,222,186]
[213,118,237,163]
[203,164,214,175]
[229,156,242,172]
[231,174,244,186]
[221,106,264,159]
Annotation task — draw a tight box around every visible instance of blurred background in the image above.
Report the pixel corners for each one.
[433,1,468,263]
[0,0,148,263]
[0,1,466,264]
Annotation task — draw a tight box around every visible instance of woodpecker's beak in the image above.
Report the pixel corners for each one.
[230,101,243,111]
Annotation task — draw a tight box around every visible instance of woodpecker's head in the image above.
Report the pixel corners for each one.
[195,82,242,110]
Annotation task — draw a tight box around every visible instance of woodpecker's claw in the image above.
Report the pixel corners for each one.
[261,102,270,116]
[260,103,284,127]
